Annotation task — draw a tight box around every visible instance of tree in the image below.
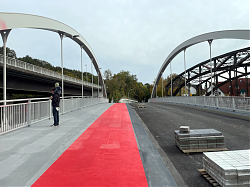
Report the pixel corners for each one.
[0,46,17,59]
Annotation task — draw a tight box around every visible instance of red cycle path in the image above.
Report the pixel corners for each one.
[32,103,148,187]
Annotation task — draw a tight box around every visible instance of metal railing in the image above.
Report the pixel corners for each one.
[149,96,250,112]
[0,54,101,89]
[0,96,108,134]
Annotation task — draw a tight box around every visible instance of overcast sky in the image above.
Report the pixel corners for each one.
[1,0,249,84]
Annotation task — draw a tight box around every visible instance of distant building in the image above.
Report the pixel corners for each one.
[218,78,250,97]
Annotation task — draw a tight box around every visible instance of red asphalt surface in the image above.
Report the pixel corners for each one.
[32,103,148,187]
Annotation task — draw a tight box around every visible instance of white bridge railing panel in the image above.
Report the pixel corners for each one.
[0,97,108,134]
[149,96,250,113]
[0,54,101,89]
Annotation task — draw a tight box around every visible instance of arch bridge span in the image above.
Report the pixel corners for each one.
[151,30,250,98]
[165,47,250,97]
[0,12,106,100]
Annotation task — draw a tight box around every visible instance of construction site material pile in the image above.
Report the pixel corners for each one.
[203,150,250,187]
[174,128,226,151]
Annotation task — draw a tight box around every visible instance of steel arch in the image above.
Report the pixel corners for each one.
[151,30,250,98]
[0,12,106,97]
[165,47,250,96]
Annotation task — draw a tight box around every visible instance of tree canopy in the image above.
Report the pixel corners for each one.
[0,47,17,59]
[104,70,151,103]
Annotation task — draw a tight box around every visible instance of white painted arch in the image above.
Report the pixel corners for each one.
[0,12,106,97]
[151,30,250,98]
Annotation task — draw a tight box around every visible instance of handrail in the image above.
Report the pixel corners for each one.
[0,97,109,134]
[0,54,101,88]
[149,96,250,113]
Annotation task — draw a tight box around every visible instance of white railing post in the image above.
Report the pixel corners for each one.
[49,99,52,119]
[204,96,206,107]
[28,99,31,126]
[71,97,73,112]
[216,97,219,109]
[232,97,236,111]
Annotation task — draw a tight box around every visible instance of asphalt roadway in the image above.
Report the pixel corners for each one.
[129,102,250,187]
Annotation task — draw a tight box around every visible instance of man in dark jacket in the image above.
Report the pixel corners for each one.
[51,87,60,127]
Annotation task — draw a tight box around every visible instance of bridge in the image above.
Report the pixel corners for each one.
[0,54,102,97]
[0,12,250,187]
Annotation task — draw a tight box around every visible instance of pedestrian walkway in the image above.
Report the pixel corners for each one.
[32,103,148,186]
[0,103,177,187]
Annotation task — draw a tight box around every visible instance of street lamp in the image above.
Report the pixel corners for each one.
[128,89,133,99]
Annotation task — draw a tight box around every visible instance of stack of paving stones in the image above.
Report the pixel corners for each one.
[203,150,250,187]
[174,127,225,151]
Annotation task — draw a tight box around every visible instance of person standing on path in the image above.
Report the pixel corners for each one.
[54,82,62,95]
[50,87,60,127]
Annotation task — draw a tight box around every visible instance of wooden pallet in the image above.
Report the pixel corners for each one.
[182,148,228,154]
[198,169,221,187]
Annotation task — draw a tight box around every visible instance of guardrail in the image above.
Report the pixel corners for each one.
[149,96,250,112]
[0,96,108,134]
[0,54,101,89]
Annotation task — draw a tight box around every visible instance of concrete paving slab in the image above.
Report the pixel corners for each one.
[0,103,113,186]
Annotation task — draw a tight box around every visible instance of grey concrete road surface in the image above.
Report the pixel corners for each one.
[130,102,250,187]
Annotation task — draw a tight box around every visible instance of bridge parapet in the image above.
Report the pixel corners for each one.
[149,96,250,112]
[0,96,108,134]
[0,54,101,89]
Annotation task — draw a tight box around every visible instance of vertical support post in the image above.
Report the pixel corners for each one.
[245,66,248,97]
[85,64,88,82]
[208,40,213,96]
[170,61,172,97]
[178,77,181,96]
[229,70,233,96]
[1,30,11,106]
[156,85,157,97]
[162,74,163,97]
[233,54,238,96]
[98,72,99,98]
[199,66,202,96]
[59,32,64,114]
[81,46,83,98]
[49,98,52,119]
[91,59,93,98]
[184,48,187,96]
[214,59,216,83]
[188,71,190,96]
